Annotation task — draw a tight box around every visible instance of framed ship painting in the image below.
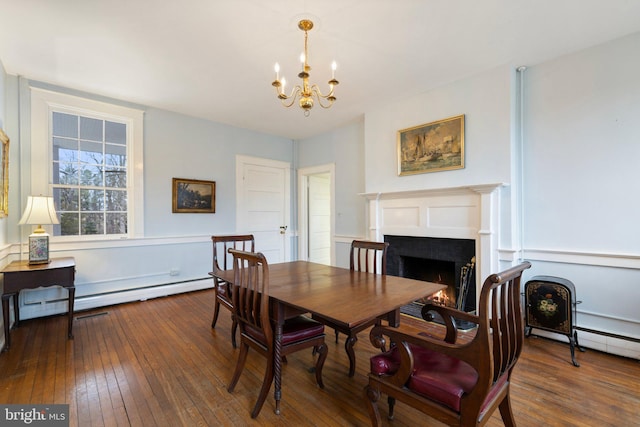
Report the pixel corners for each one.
[397,114,465,176]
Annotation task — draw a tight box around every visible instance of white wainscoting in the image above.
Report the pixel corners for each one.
[0,235,215,351]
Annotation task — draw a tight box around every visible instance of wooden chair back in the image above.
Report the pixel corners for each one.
[474,262,530,388]
[212,234,255,274]
[227,249,328,418]
[228,249,272,349]
[350,240,389,275]
[210,234,256,345]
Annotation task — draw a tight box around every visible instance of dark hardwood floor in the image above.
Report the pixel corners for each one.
[1,289,638,426]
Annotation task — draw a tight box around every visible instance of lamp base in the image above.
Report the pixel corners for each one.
[28,232,51,264]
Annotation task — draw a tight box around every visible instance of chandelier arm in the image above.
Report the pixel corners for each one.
[280,86,302,108]
[310,84,335,99]
[310,86,337,109]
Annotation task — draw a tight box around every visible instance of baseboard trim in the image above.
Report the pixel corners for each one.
[16,278,213,321]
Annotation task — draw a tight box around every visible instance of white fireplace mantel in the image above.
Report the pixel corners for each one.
[363,183,507,310]
[361,183,506,201]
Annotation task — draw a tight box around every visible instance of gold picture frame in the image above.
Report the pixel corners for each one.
[172,178,216,213]
[397,114,465,176]
[0,128,9,217]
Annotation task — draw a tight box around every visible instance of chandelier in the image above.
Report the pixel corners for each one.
[272,19,339,116]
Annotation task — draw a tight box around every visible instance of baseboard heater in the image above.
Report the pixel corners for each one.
[19,277,212,321]
[575,326,640,344]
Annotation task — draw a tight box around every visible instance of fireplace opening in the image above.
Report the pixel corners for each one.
[401,256,456,306]
[385,235,477,326]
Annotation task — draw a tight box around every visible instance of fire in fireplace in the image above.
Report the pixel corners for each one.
[384,235,477,314]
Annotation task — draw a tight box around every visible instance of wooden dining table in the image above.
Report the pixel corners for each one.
[212,260,446,414]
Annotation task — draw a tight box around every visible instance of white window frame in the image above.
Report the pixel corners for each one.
[30,87,144,240]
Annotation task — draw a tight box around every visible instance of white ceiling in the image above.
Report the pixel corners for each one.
[1,0,640,140]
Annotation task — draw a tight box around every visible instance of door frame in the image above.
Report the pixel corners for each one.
[298,163,335,265]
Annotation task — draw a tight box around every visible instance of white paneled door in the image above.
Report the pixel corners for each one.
[308,173,331,265]
[236,155,291,263]
[297,163,335,265]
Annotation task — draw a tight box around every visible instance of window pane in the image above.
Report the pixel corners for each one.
[54,162,79,185]
[52,112,78,138]
[53,137,78,162]
[105,121,126,144]
[59,212,80,235]
[105,169,126,188]
[53,187,79,211]
[106,190,127,211]
[81,213,104,235]
[79,165,104,186]
[106,213,127,234]
[80,117,103,141]
[80,189,104,211]
[105,143,126,166]
[79,140,104,164]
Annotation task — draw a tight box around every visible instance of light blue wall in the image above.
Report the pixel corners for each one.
[0,78,293,329]
[298,117,366,237]
[364,65,514,194]
[522,31,640,341]
[143,107,293,237]
[523,32,640,254]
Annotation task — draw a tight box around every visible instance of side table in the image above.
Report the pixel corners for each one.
[1,257,76,352]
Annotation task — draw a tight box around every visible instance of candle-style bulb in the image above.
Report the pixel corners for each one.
[274,62,280,80]
[331,61,337,78]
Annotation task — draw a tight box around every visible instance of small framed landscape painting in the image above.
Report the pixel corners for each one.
[172,178,216,213]
[397,114,465,176]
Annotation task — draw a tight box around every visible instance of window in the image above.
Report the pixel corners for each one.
[30,88,144,239]
[52,112,128,235]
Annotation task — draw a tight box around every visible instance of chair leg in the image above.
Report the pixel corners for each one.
[345,333,358,377]
[387,396,396,420]
[211,298,221,328]
[231,316,238,349]
[227,341,249,393]
[314,342,328,389]
[498,394,516,427]
[251,353,275,419]
[363,385,383,427]
[335,328,339,343]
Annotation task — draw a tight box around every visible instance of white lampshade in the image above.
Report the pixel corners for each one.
[18,195,59,226]
[18,195,59,264]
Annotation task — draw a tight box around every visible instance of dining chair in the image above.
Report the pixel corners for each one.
[210,234,255,348]
[314,239,390,377]
[363,262,532,427]
[226,249,328,418]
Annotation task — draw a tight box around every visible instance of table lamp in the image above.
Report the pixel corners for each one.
[18,195,59,264]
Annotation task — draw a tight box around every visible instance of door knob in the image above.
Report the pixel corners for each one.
[279,226,287,234]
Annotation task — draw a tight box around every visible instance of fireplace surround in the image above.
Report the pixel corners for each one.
[364,183,505,313]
